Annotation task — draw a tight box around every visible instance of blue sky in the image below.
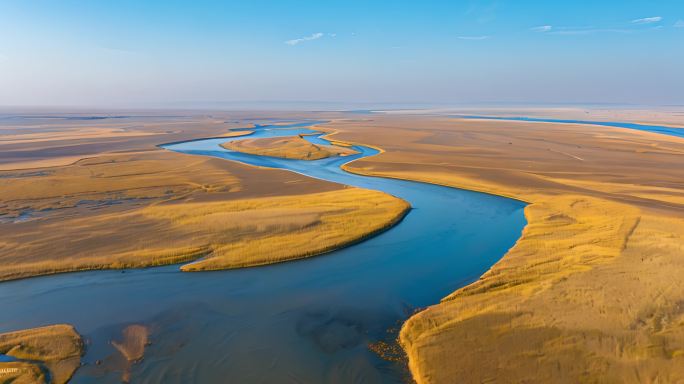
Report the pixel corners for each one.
[1,0,682,107]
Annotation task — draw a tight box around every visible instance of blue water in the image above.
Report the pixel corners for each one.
[457,115,684,139]
[0,354,17,362]
[0,122,526,383]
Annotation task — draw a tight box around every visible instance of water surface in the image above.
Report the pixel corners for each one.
[457,115,684,139]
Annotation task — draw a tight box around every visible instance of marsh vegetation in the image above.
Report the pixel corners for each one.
[0,145,407,280]
[324,113,684,383]
[221,135,357,160]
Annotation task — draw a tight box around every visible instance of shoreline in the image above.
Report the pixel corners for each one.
[181,200,410,272]
[321,128,531,204]
[0,120,415,283]
[0,188,410,283]
[320,117,684,383]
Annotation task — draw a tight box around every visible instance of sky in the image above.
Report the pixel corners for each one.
[0,0,683,108]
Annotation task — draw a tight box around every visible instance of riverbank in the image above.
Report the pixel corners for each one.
[324,114,684,383]
[0,148,408,280]
[174,188,409,271]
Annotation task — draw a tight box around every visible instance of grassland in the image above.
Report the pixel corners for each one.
[173,188,408,270]
[324,113,684,383]
[0,112,408,281]
[0,324,83,384]
[221,135,357,160]
[0,150,407,280]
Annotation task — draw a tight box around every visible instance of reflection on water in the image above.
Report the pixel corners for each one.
[0,122,526,383]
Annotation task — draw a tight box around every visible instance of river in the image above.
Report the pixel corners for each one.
[0,121,526,383]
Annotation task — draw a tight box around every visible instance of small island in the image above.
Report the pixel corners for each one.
[0,324,83,384]
[221,135,358,160]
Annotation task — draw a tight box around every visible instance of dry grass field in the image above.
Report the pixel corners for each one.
[0,112,408,281]
[0,324,83,384]
[175,188,408,270]
[221,135,357,160]
[323,113,684,383]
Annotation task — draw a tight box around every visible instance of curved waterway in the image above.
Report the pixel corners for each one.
[0,121,526,383]
[456,115,684,139]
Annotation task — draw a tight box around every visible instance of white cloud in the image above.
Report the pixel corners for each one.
[551,28,630,35]
[631,16,663,24]
[675,20,684,28]
[457,35,490,40]
[531,25,552,32]
[285,32,324,46]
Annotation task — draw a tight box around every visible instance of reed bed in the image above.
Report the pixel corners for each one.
[0,187,408,280]
[145,188,410,271]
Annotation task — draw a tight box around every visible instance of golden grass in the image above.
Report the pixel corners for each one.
[2,114,394,282]
[0,324,83,384]
[0,247,211,283]
[0,361,45,384]
[144,188,410,270]
[0,151,240,215]
[219,130,254,137]
[0,162,407,280]
[221,135,357,160]
[0,144,356,281]
[400,201,684,383]
[322,114,684,383]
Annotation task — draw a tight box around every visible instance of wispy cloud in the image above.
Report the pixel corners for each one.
[531,25,552,33]
[675,20,684,28]
[550,27,631,35]
[632,16,663,24]
[531,16,668,37]
[285,32,324,46]
[457,35,490,40]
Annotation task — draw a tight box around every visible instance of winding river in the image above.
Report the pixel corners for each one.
[0,121,526,383]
